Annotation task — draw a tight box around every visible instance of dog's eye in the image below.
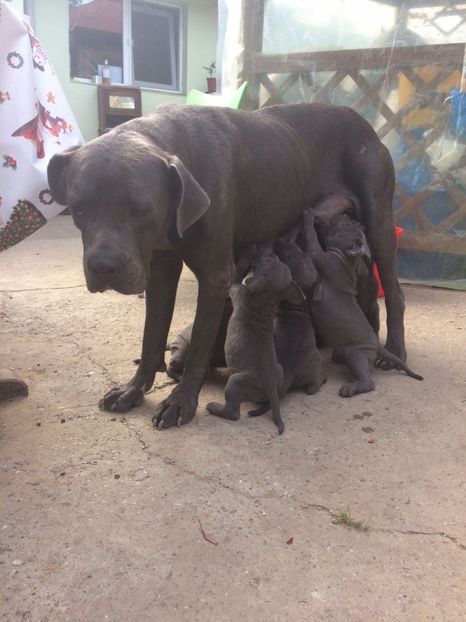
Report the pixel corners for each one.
[71,203,86,218]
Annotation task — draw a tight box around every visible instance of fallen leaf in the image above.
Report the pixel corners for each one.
[286,537,293,545]
[198,518,217,546]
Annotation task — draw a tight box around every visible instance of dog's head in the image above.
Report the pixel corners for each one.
[324,215,371,259]
[245,247,304,306]
[274,227,317,293]
[47,131,210,295]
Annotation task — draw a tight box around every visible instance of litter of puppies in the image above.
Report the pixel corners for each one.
[169,204,423,435]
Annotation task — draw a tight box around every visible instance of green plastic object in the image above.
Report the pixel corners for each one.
[186,81,248,109]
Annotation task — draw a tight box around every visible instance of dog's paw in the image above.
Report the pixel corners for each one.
[99,383,145,413]
[207,402,240,420]
[152,389,197,430]
[339,379,374,397]
[339,383,358,398]
[378,342,407,368]
[375,359,394,370]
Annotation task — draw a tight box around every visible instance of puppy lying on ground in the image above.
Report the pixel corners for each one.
[206,246,303,434]
[165,252,254,381]
[166,298,231,382]
[307,214,423,397]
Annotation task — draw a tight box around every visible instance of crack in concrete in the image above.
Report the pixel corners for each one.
[374,527,466,550]
[68,338,117,387]
[121,421,466,552]
[0,284,85,294]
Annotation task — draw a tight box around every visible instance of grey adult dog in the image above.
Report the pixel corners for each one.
[307,214,422,396]
[206,246,303,434]
[47,102,405,430]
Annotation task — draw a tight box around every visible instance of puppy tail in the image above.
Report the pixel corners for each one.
[268,383,284,435]
[377,347,423,381]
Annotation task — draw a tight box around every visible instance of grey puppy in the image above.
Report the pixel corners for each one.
[166,298,232,381]
[248,223,324,422]
[273,222,325,396]
[312,192,380,339]
[47,103,405,430]
[206,247,303,434]
[307,214,423,397]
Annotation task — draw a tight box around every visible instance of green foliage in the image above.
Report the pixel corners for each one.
[202,61,216,77]
[333,509,368,531]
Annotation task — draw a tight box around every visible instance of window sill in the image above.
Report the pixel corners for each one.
[70,78,185,96]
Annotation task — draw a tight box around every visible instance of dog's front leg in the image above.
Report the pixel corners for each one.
[100,250,183,413]
[153,273,230,429]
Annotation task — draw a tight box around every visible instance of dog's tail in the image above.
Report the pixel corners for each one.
[377,347,423,381]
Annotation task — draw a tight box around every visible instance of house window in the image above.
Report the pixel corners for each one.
[69,0,183,92]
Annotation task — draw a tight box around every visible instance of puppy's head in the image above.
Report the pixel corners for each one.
[47,131,210,295]
[275,238,317,293]
[245,249,291,296]
[324,215,371,259]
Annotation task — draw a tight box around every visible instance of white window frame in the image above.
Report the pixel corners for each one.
[70,0,185,94]
[126,1,182,92]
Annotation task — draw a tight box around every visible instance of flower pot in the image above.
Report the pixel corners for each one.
[206,77,216,93]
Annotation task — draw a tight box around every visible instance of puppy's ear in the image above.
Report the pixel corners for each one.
[169,156,211,237]
[47,145,81,205]
[283,281,306,305]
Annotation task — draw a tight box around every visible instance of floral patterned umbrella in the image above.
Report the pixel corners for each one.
[0,0,83,252]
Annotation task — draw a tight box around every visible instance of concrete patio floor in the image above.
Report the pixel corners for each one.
[1,216,465,621]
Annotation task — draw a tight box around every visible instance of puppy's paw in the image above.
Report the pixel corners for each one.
[339,383,358,398]
[339,379,374,397]
[374,357,396,370]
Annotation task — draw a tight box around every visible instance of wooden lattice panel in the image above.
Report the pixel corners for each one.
[241,0,466,256]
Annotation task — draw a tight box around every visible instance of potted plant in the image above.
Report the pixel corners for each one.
[203,60,216,93]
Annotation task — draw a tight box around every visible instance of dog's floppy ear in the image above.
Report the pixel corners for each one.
[169,156,211,238]
[47,145,81,205]
[283,281,306,305]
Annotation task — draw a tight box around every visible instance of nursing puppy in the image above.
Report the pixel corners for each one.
[206,246,303,434]
[248,223,324,421]
[308,215,423,397]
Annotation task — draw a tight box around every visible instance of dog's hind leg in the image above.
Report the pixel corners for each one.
[370,223,406,366]
[261,372,284,435]
[348,142,406,364]
[339,346,375,397]
[206,372,254,421]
